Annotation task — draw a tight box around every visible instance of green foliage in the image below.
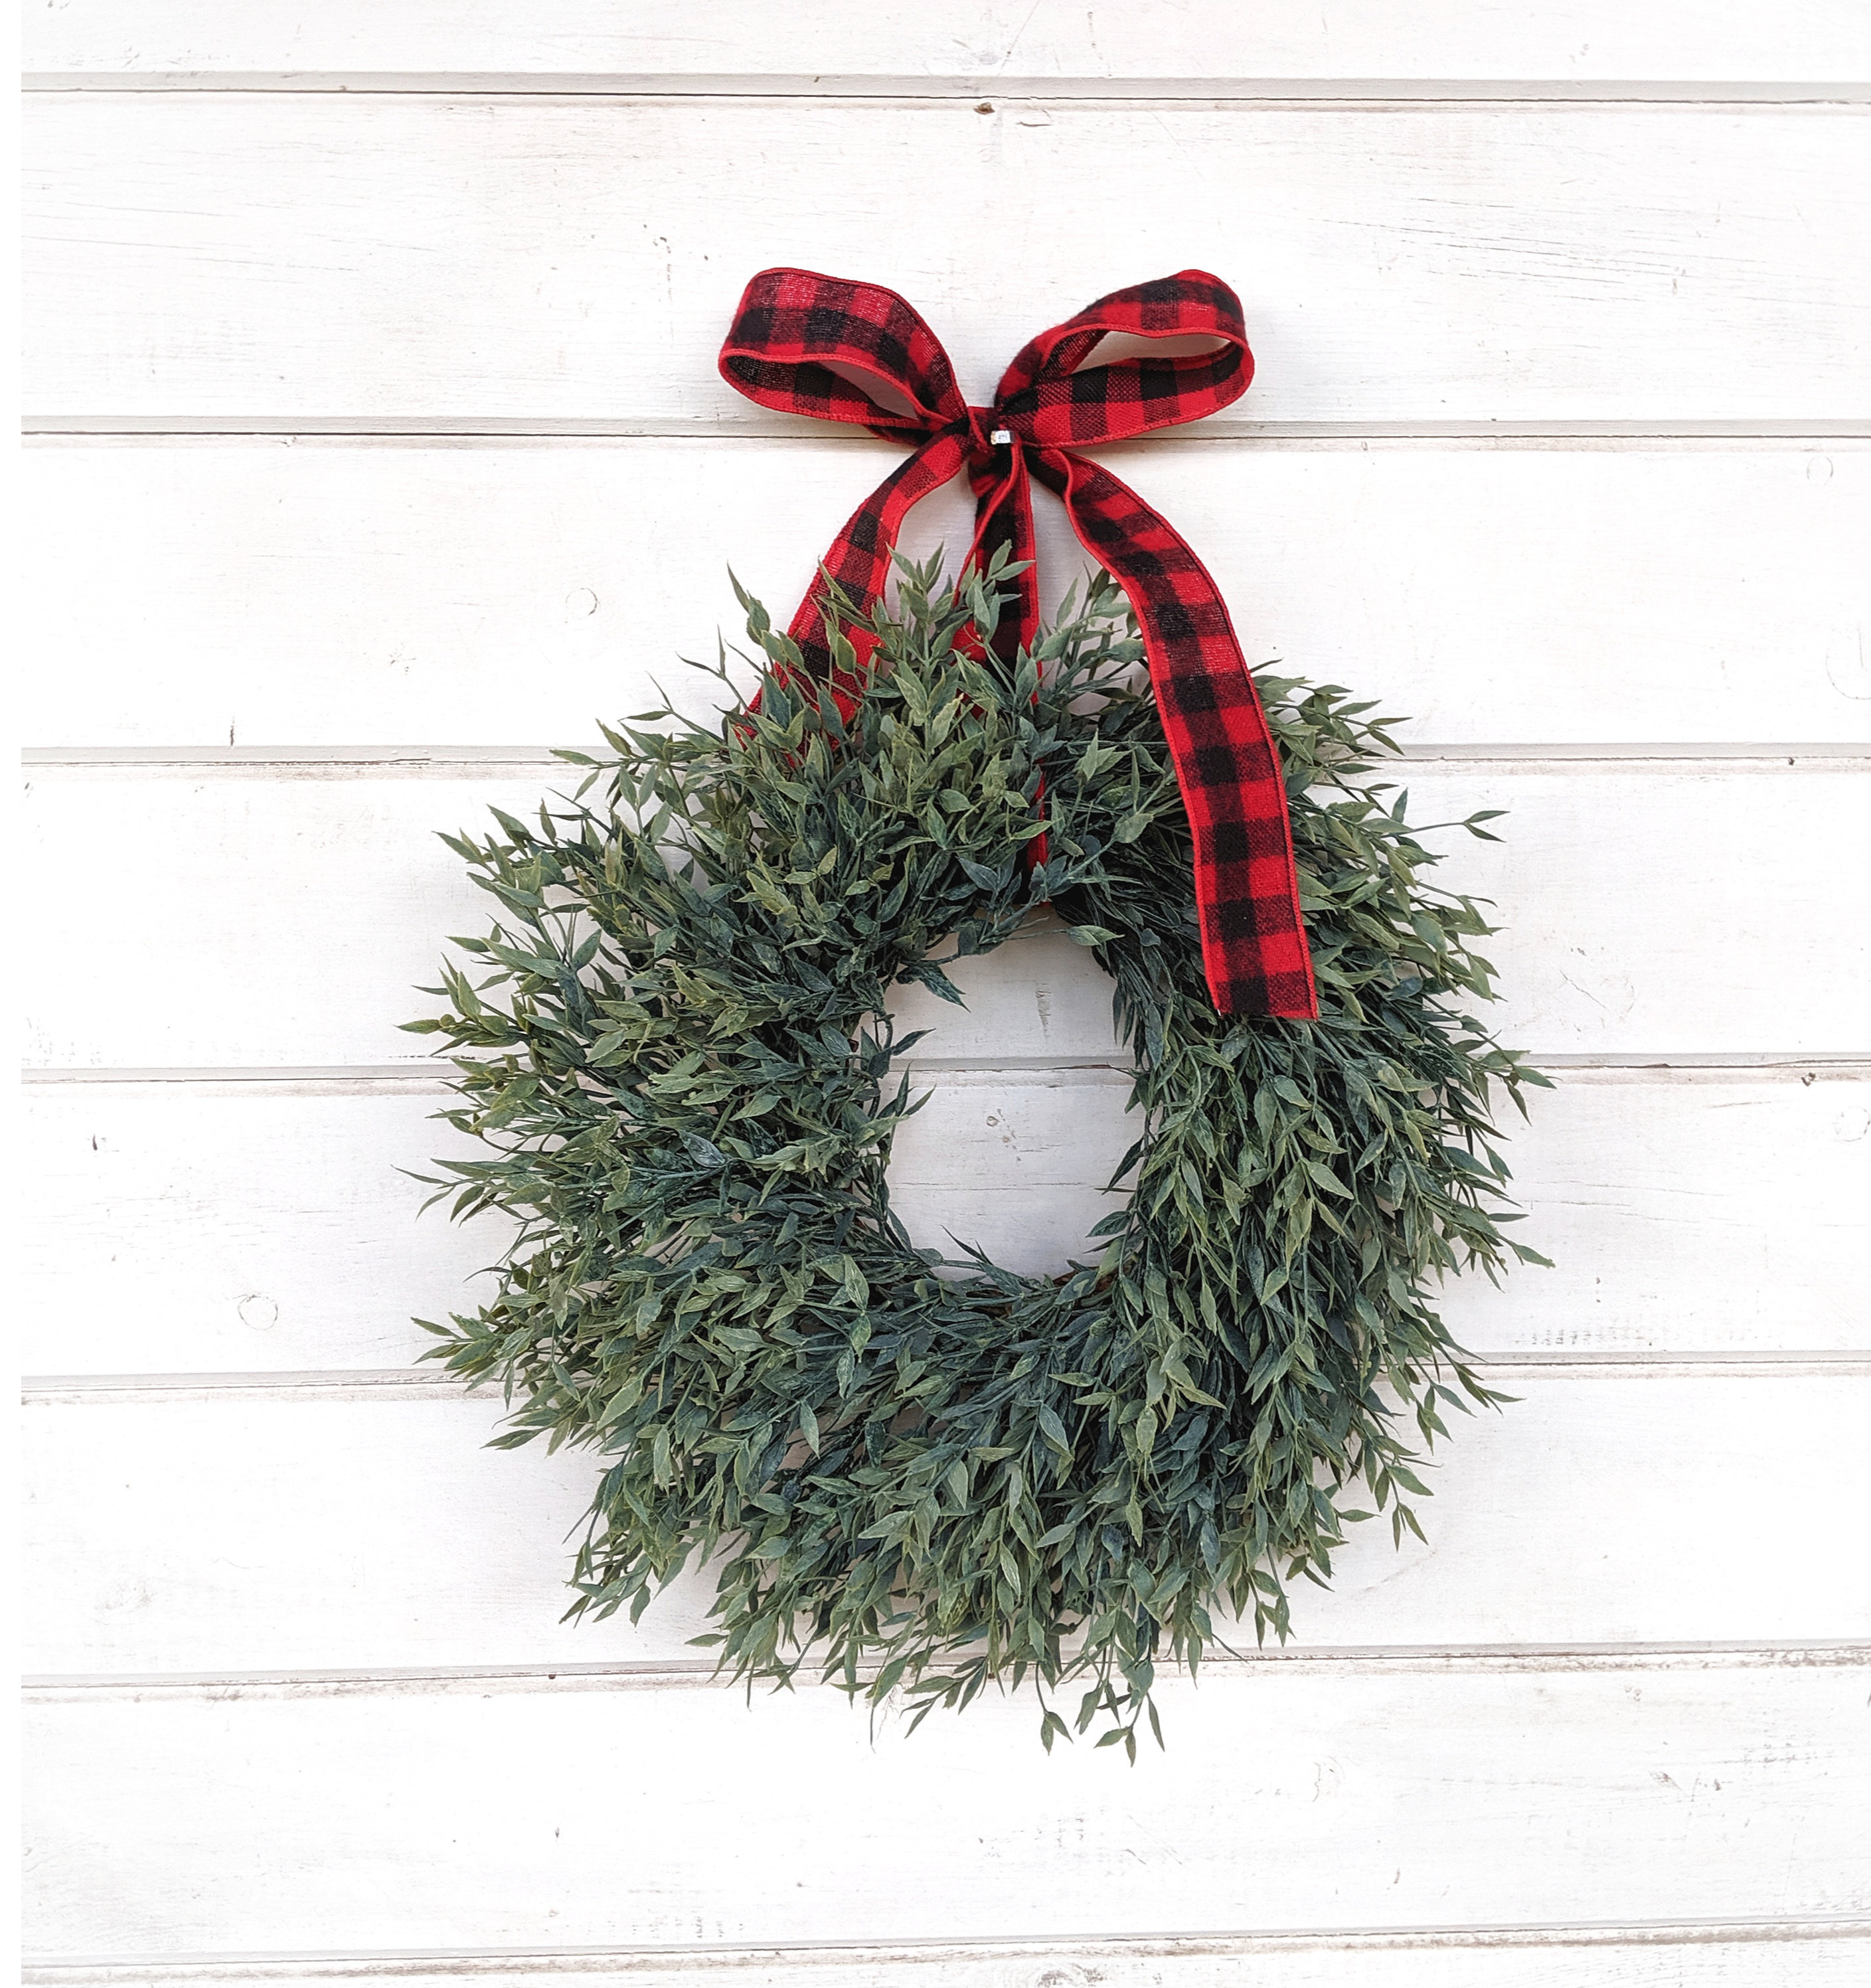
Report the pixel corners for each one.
[408,556,1548,1754]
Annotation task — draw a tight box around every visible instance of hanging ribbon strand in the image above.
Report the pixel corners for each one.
[718,267,1318,1021]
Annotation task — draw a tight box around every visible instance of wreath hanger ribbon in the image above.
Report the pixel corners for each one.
[718,266,1318,1021]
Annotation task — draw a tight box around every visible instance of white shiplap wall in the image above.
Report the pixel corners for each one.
[21,7,1871,1984]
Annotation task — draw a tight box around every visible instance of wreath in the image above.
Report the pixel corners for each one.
[411,559,1546,1754]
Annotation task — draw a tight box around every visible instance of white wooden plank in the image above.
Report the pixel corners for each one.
[25,98,1871,423]
[1424,1069,1871,1353]
[24,1928,1871,1988]
[25,1375,1871,1675]
[25,1,1871,84]
[25,1659,1870,1952]
[24,1067,1868,1371]
[19,1078,490,1372]
[893,1065,1871,1349]
[23,768,1871,1068]
[882,774,1871,1059]
[21,441,1871,749]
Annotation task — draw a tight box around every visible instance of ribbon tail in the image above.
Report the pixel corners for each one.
[781,430,973,698]
[1036,450,1319,1020]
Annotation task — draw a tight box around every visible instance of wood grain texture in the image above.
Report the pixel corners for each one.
[21,1077,488,1372]
[29,763,1869,1065]
[25,1926,1871,1988]
[25,1659,1870,1953]
[25,0,1871,83]
[23,768,1871,1070]
[21,441,1871,749]
[892,1064,1871,1344]
[25,1374,1871,1675]
[22,1066,1871,1372]
[25,96,1871,424]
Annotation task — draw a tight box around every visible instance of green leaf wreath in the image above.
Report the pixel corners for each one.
[410,556,1547,1755]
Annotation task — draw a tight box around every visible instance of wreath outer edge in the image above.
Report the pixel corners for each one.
[410,558,1549,1753]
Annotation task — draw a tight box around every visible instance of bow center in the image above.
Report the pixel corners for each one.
[964,405,1018,461]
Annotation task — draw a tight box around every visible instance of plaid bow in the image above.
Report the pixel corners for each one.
[718,268,1317,1020]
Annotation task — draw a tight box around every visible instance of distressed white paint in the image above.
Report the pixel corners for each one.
[25,1374,1871,1676]
[892,1064,1871,1345]
[23,768,1871,1070]
[22,1066,1870,1372]
[25,1,1871,84]
[25,1928,1871,1988]
[21,442,1871,748]
[883,784,1871,1059]
[21,1078,491,1372]
[25,98,1871,424]
[30,1932,1871,1988]
[25,1661,1870,1953]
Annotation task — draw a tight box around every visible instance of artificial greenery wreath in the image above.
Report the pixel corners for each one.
[412,557,1545,1753]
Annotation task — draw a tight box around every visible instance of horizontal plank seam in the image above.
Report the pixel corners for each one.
[23,1920,1871,1981]
[20,74,1871,104]
[24,745,1871,772]
[22,1055,1871,1086]
[24,1357,1871,1404]
[25,1641,1871,1702]
[24,417,1871,443]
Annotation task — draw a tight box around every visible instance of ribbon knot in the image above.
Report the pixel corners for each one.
[718,267,1317,1021]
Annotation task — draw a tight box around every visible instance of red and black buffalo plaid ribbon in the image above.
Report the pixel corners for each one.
[718,267,1317,1020]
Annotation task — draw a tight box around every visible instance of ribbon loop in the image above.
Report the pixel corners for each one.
[718,268,966,440]
[716,268,1319,1021]
[993,270,1252,448]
